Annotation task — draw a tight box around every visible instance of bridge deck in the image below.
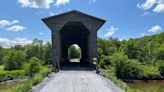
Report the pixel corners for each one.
[31,70,124,92]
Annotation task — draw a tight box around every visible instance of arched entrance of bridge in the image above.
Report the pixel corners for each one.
[42,10,105,71]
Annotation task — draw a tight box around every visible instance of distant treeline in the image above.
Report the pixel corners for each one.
[97,32,164,79]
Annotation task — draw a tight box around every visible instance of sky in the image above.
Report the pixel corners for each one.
[0,0,164,47]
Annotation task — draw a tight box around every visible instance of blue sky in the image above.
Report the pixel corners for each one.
[0,0,164,47]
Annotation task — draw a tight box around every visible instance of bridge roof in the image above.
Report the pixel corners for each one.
[42,10,106,23]
[42,10,106,32]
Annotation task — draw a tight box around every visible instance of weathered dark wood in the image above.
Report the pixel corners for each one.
[42,10,105,71]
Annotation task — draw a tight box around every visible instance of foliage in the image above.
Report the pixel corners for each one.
[68,45,80,59]
[3,50,26,70]
[43,42,52,64]
[98,55,111,69]
[24,39,52,65]
[110,52,144,79]
[7,65,52,92]
[102,71,140,92]
[97,38,117,56]
[155,44,164,60]
[0,46,5,64]
[142,65,160,79]
[97,32,164,79]
[0,70,26,82]
[159,62,164,77]
[25,57,42,76]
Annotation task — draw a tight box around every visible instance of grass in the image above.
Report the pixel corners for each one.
[102,69,141,92]
[0,65,4,70]
[0,68,26,82]
[6,65,52,92]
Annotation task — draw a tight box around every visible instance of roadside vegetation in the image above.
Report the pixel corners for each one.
[97,32,164,92]
[68,44,81,61]
[0,39,53,92]
[0,32,164,92]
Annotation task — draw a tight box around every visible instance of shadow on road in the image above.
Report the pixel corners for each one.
[61,62,94,71]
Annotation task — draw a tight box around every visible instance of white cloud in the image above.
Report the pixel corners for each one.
[0,37,32,48]
[6,25,25,32]
[148,25,162,32]
[55,0,70,6]
[104,26,119,37]
[49,12,57,16]
[153,4,164,13]
[137,0,164,13]
[137,0,156,10]
[0,20,19,27]
[141,11,154,16]
[17,0,54,9]
[89,0,96,4]
[141,33,149,36]
[39,32,44,35]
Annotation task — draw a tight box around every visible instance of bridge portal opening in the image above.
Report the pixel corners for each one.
[60,21,90,68]
[68,44,81,62]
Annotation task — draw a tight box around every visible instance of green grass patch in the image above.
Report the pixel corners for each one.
[102,70,141,92]
[0,65,4,70]
[0,70,26,82]
[6,65,52,92]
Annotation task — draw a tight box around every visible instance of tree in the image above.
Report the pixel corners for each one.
[159,61,164,76]
[3,50,26,70]
[25,39,44,61]
[26,57,42,76]
[155,44,164,60]
[43,42,52,64]
[68,45,80,59]
[0,46,5,64]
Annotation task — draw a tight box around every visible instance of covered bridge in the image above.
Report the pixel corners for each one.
[42,10,105,71]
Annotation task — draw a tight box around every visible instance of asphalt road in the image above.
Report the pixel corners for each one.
[31,70,124,92]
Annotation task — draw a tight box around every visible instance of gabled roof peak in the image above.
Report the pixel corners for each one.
[42,10,106,22]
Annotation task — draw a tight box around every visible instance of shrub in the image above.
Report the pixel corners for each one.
[102,71,141,92]
[32,74,43,86]
[68,45,80,59]
[122,60,144,79]
[111,52,144,79]
[3,50,26,70]
[8,65,52,92]
[159,63,164,76]
[143,65,160,79]
[0,70,26,82]
[99,55,111,69]
[26,57,42,77]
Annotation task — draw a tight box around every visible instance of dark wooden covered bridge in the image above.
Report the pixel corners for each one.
[42,10,105,71]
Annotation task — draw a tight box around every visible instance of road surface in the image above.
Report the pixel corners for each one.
[31,70,124,92]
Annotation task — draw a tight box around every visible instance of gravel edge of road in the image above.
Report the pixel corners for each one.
[30,71,125,92]
[30,72,56,92]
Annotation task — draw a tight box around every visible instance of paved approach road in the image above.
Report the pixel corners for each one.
[31,70,124,92]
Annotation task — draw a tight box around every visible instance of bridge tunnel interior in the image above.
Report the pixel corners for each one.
[59,21,90,68]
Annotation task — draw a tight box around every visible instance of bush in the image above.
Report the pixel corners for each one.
[121,60,144,79]
[3,50,26,70]
[159,63,164,77]
[8,65,52,92]
[25,57,42,77]
[68,45,80,59]
[102,71,140,92]
[0,70,26,82]
[143,65,160,79]
[32,74,43,86]
[111,52,144,79]
[99,55,111,69]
